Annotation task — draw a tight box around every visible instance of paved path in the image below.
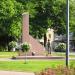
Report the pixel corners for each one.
[0,56,65,61]
[0,71,34,75]
[0,56,75,61]
[15,56,65,59]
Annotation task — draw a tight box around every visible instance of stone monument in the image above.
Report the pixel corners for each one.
[22,13,45,55]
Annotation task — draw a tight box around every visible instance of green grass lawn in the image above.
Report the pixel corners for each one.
[0,52,75,72]
[0,52,65,58]
[0,60,74,72]
[0,52,18,58]
[0,52,75,58]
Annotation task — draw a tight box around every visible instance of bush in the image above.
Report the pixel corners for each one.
[8,41,17,49]
[54,43,66,52]
[21,42,30,52]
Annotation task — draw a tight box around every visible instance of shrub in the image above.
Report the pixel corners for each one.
[21,42,30,52]
[8,41,17,49]
[54,43,66,52]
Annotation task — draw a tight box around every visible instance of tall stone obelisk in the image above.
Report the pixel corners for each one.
[22,13,29,43]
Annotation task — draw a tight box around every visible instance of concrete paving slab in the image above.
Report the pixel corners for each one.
[0,71,34,75]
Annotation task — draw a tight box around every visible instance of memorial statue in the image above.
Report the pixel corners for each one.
[46,39,51,56]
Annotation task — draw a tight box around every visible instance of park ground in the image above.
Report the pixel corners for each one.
[0,52,75,73]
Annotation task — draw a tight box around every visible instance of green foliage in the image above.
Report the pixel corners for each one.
[54,43,66,52]
[15,0,75,38]
[8,21,21,39]
[0,0,15,37]
[70,0,75,36]
[21,42,30,52]
[0,0,75,47]
[29,0,66,38]
[9,41,17,48]
[0,0,23,47]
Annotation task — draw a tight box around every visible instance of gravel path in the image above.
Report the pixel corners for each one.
[0,71,34,75]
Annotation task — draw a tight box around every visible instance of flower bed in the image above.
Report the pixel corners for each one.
[35,66,75,75]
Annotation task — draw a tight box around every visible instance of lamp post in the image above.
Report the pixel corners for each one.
[66,0,69,67]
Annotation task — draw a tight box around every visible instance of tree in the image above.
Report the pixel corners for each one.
[21,42,30,63]
[0,0,24,48]
[18,0,75,38]
[29,0,66,38]
[69,0,75,36]
[0,0,75,49]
